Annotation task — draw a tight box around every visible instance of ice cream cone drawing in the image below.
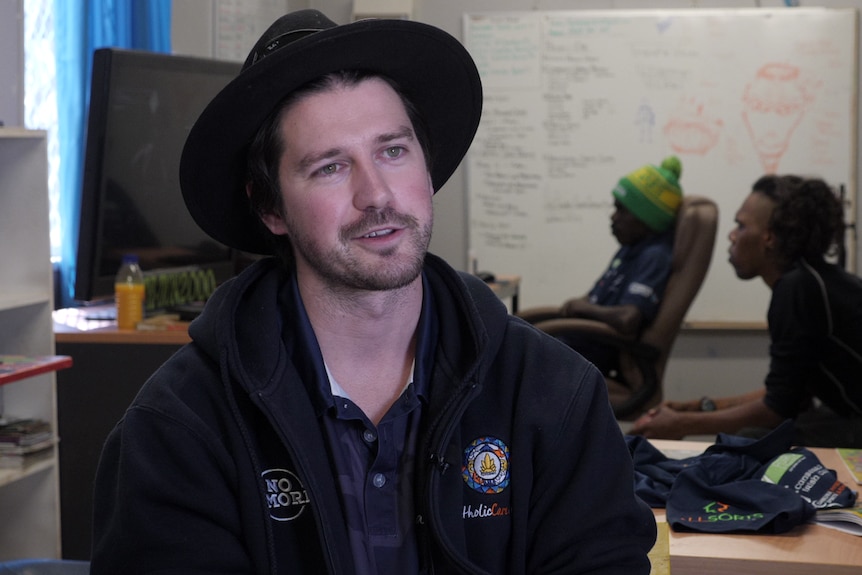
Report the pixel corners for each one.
[742,63,809,174]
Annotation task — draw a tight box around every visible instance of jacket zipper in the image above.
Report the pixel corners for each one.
[420,378,491,574]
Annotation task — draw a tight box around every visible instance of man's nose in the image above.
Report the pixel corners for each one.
[352,162,394,210]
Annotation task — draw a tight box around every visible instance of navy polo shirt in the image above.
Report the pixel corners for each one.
[286,273,437,574]
[588,230,673,325]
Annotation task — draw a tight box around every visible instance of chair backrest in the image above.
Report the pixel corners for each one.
[614,195,718,408]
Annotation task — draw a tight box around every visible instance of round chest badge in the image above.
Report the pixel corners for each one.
[262,468,310,521]
[462,436,510,494]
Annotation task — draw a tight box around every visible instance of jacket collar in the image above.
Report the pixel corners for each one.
[188,253,509,399]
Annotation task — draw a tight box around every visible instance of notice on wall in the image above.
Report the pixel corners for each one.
[214,0,287,62]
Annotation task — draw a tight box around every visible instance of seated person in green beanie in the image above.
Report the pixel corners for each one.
[526,156,684,376]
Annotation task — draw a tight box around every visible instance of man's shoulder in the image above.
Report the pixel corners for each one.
[625,231,673,257]
[777,260,861,294]
[617,234,672,270]
[641,230,674,251]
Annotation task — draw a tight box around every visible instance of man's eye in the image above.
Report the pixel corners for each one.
[385,146,404,158]
[319,164,338,176]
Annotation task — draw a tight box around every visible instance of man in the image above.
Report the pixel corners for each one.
[632,174,862,447]
[90,10,655,574]
[520,156,683,376]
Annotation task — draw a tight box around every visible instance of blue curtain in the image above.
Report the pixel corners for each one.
[54,0,171,308]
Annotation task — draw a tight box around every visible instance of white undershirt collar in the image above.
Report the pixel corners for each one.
[324,360,416,401]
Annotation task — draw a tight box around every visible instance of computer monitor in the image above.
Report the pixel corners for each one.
[74,47,242,309]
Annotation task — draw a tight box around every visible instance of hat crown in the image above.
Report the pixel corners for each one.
[243,10,337,70]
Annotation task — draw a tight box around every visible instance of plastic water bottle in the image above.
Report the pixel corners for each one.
[115,254,145,329]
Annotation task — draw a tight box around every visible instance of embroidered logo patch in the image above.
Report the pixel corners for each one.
[262,468,310,522]
[628,281,654,298]
[462,436,510,494]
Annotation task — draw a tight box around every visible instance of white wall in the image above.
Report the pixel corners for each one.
[0,0,23,127]
[171,0,216,58]
[174,0,862,406]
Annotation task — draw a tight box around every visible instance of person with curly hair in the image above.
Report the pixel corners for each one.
[632,174,862,447]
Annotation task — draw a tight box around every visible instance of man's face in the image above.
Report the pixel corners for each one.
[728,191,775,280]
[262,77,434,292]
[611,200,654,246]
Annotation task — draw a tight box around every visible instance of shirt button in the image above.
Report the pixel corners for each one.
[372,473,386,488]
[362,429,377,443]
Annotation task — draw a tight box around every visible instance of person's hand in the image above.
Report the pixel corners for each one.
[662,398,701,412]
[560,298,582,317]
[630,405,687,440]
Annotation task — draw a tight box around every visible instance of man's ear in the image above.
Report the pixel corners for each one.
[247,182,289,235]
[763,227,777,252]
[260,212,289,235]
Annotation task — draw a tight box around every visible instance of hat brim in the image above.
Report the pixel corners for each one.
[180,18,483,255]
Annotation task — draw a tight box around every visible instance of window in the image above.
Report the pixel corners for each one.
[22,1,171,308]
[24,0,60,261]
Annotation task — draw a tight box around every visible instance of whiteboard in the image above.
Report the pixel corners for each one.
[464,9,857,323]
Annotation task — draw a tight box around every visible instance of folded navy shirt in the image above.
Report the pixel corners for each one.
[626,420,858,534]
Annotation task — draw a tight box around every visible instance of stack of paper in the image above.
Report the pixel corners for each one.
[0,418,56,468]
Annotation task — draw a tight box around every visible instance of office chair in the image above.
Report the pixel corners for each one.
[518,195,718,420]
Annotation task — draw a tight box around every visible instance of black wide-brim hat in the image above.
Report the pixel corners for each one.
[179,9,483,255]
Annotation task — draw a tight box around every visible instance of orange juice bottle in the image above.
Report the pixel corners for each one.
[115,254,145,329]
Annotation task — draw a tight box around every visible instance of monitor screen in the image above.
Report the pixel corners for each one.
[74,48,242,307]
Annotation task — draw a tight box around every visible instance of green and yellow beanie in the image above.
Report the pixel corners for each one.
[612,156,683,232]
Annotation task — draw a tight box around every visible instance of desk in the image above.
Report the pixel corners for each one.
[487,275,521,313]
[53,306,191,345]
[650,439,862,575]
[53,309,190,559]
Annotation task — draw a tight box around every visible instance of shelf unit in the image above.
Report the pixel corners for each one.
[0,128,61,559]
